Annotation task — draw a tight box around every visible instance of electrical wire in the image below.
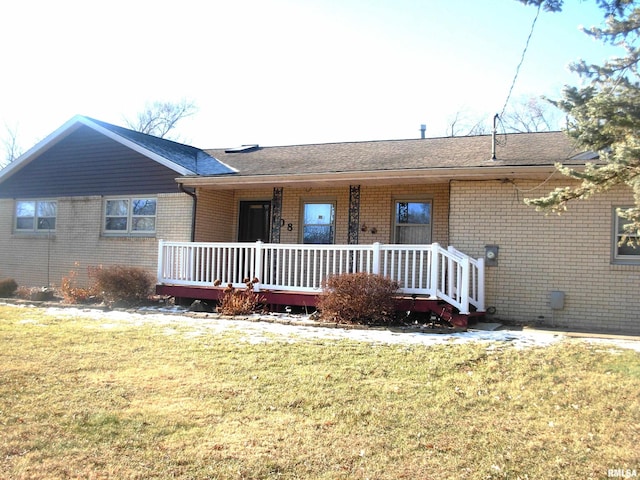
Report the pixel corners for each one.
[508,169,560,203]
[495,115,508,147]
[499,3,543,119]
[492,3,543,153]
[510,169,558,192]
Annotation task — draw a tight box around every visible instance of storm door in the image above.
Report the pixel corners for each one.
[238,201,271,242]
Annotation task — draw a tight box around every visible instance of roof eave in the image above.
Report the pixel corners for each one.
[177,164,573,189]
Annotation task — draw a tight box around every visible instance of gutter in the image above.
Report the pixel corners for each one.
[176,164,578,189]
[179,183,197,242]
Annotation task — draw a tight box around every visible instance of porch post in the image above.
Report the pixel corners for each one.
[253,240,263,292]
[459,256,471,315]
[372,242,381,275]
[157,239,164,284]
[348,185,360,245]
[429,243,440,299]
[270,187,283,243]
[477,257,485,312]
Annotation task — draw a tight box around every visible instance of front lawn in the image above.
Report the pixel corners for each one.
[0,305,638,479]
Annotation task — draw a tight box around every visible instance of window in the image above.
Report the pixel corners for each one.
[15,200,57,232]
[302,202,335,244]
[613,207,640,263]
[394,200,432,244]
[104,197,156,235]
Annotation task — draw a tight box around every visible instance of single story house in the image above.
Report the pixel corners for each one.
[0,115,637,333]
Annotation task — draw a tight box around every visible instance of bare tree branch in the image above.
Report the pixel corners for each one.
[125,99,198,139]
[445,111,490,137]
[500,96,562,133]
[1,124,23,168]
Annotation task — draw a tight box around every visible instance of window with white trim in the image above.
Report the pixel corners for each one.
[302,201,335,244]
[15,200,57,232]
[393,200,432,244]
[104,197,156,235]
[613,207,640,263]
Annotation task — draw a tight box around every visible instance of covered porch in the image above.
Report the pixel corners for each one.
[156,240,485,326]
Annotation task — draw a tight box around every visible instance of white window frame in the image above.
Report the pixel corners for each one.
[613,206,640,264]
[392,198,432,244]
[14,199,57,233]
[301,200,336,244]
[103,197,157,236]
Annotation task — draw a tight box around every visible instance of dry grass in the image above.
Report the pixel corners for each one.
[0,304,639,479]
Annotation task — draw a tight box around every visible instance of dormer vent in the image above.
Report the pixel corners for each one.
[224,144,260,153]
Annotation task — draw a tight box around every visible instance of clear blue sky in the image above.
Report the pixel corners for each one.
[0,0,620,151]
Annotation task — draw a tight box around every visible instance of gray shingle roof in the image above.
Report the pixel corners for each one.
[204,131,589,177]
[86,117,236,176]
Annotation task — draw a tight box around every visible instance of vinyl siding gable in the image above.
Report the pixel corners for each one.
[0,126,182,198]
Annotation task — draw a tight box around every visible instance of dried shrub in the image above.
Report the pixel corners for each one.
[15,286,55,301]
[92,265,153,306]
[317,272,400,325]
[14,286,31,299]
[0,278,18,297]
[61,267,100,304]
[218,279,265,315]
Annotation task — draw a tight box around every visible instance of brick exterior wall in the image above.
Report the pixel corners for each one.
[190,181,639,333]
[7,177,632,334]
[194,189,235,242]
[449,180,640,334]
[357,183,450,246]
[194,184,450,245]
[0,193,192,288]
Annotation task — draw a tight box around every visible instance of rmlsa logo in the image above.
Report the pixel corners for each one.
[608,469,638,478]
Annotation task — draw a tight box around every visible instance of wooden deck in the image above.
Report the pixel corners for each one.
[156,241,485,328]
[157,241,484,310]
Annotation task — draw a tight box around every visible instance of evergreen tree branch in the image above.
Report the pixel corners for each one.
[515,0,640,242]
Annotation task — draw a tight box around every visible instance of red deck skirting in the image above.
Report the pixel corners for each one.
[155,284,474,327]
[156,284,322,307]
[156,284,455,314]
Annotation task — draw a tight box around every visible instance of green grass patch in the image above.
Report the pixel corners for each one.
[0,305,639,479]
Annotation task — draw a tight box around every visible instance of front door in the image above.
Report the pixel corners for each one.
[238,201,271,242]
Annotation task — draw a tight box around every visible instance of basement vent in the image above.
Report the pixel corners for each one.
[224,144,260,153]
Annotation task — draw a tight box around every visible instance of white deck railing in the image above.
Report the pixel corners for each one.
[157,241,484,315]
